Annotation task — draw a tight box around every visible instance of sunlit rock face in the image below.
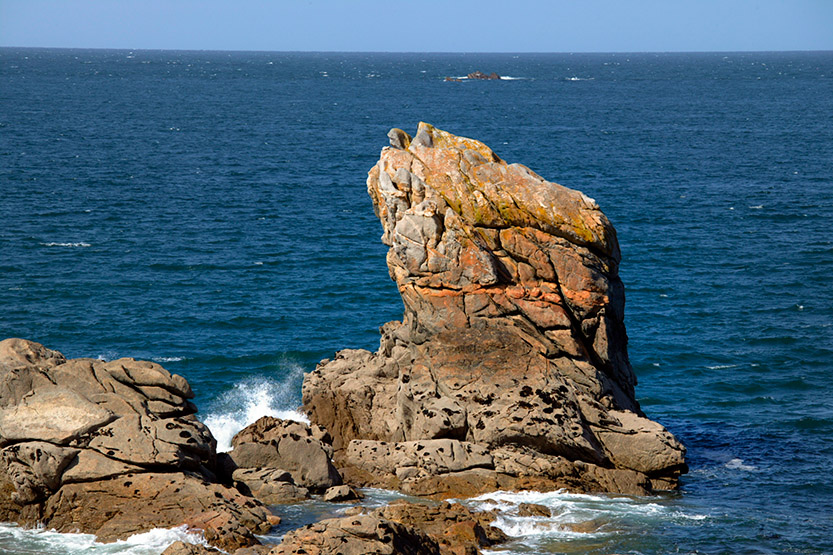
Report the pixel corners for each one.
[304,123,686,497]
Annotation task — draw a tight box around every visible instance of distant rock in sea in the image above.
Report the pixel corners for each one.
[303,123,687,498]
[467,70,501,80]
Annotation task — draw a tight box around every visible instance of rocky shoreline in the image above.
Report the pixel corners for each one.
[0,124,685,554]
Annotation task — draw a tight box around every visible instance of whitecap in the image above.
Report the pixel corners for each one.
[151,356,184,363]
[706,364,738,370]
[725,458,758,471]
[40,242,91,248]
[202,370,309,452]
[749,205,764,209]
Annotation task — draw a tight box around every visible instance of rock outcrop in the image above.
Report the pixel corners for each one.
[466,71,501,80]
[222,416,341,502]
[0,338,272,550]
[303,123,686,497]
[271,500,503,555]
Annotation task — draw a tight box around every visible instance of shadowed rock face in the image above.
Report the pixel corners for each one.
[0,338,271,550]
[303,123,686,496]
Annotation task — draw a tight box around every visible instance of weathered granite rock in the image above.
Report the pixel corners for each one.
[378,500,507,553]
[162,541,222,555]
[271,501,504,555]
[322,484,363,502]
[0,338,272,549]
[227,416,340,493]
[303,124,686,497]
[270,513,440,555]
[232,467,309,504]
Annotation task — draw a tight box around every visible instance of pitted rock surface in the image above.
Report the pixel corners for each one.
[303,124,686,496]
[227,416,341,493]
[0,338,271,549]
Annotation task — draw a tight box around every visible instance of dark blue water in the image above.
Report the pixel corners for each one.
[1,49,832,554]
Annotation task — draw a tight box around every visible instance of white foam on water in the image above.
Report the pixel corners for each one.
[203,369,310,452]
[151,356,184,363]
[0,523,206,554]
[725,457,758,471]
[40,241,91,248]
[462,489,708,544]
[706,364,739,369]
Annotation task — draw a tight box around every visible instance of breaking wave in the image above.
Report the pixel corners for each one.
[202,369,310,452]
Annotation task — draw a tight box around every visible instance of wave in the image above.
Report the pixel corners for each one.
[40,241,91,248]
[725,457,758,471]
[0,523,207,555]
[564,77,594,81]
[151,356,185,363]
[462,489,708,545]
[202,370,309,452]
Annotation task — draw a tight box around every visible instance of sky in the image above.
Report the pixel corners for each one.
[1,0,832,53]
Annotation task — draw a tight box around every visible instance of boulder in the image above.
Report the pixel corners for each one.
[322,484,363,502]
[269,513,440,555]
[0,338,272,549]
[303,124,686,497]
[270,501,505,555]
[232,467,309,504]
[227,416,341,492]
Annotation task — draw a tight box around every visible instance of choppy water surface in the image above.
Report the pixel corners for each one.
[1,49,832,554]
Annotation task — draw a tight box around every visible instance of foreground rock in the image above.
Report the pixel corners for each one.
[0,338,271,550]
[304,123,686,497]
[221,416,341,503]
[271,500,503,555]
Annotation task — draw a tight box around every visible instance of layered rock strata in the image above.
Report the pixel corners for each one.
[0,338,271,550]
[303,123,686,496]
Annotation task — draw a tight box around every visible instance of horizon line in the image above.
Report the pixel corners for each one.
[2,45,832,55]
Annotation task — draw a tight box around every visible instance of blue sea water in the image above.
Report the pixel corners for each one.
[1,48,832,554]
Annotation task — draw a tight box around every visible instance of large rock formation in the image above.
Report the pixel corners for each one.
[0,338,272,550]
[303,123,686,496]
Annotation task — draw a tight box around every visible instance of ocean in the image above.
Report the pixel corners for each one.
[1,48,832,554]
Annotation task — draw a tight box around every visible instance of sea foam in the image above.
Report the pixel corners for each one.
[0,523,207,554]
[203,369,310,452]
[463,489,708,545]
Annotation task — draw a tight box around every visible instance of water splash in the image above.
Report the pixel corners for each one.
[202,368,310,452]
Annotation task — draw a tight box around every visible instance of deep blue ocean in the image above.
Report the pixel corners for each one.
[1,48,832,554]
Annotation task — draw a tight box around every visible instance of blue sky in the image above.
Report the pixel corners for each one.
[1,0,832,52]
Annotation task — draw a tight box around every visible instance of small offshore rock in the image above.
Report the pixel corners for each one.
[466,71,501,80]
[269,513,440,555]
